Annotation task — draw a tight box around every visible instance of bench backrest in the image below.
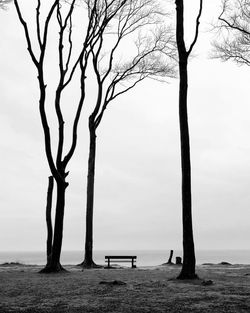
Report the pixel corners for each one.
[105,256,137,259]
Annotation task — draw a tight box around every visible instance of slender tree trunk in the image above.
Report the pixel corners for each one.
[46,176,54,264]
[176,0,197,280]
[40,179,67,273]
[177,57,197,279]
[80,124,99,268]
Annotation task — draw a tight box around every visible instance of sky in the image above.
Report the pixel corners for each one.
[0,0,250,254]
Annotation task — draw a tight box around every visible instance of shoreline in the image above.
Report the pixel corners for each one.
[0,260,248,268]
[1,249,250,267]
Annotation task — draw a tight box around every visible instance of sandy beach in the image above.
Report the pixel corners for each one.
[1,263,250,312]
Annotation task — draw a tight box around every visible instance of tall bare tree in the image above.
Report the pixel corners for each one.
[79,0,176,268]
[175,0,203,280]
[14,0,96,272]
[213,0,250,66]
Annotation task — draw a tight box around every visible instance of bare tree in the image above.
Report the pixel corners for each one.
[212,0,250,66]
[175,0,203,280]
[14,0,95,272]
[79,0,176,268]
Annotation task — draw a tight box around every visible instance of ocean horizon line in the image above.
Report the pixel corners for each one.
[1,249,250,266]
[1,248,249,252]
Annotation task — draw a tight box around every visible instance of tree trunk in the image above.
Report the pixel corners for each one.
[40,179,67,273]
[46,176,54,264]
[176,0,197,280]
[80,124,99,268]
[177,57,197,279]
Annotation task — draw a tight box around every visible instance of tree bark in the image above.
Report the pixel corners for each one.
[40,179,67,273]
[80,123,99,268]
[176,0,197,280]
[46,176,54,264]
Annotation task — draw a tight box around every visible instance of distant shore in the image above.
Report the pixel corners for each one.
[1,263,250,312]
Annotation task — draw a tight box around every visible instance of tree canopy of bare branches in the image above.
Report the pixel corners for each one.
[89,0,176,126]
[213,0,250,66]
[0,0,12,10]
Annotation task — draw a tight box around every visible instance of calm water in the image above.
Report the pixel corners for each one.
[0,250,250,266]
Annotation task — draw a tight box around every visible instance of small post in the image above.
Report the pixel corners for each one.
[167,250,174,264]
[176,257,182,265]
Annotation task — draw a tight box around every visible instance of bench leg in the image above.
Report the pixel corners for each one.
[132,259,136,268]
[108,259,110,268]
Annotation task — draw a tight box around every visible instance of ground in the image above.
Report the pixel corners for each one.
[1,263,250,312]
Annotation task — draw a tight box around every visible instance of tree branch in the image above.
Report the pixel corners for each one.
[14,0,39,67]
[36,0,42,49]
[187,0,203,56]
[40,0,58,63]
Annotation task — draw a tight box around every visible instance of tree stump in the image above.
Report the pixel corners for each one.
[176,257,182,265]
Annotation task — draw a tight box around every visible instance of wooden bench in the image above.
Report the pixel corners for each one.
[105,256,137,268]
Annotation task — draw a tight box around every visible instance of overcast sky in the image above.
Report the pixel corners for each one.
[1,0,250,253]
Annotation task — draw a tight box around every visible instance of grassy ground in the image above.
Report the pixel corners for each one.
[1,263,250,312]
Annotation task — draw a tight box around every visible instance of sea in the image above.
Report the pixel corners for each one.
[0,250,250,266]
